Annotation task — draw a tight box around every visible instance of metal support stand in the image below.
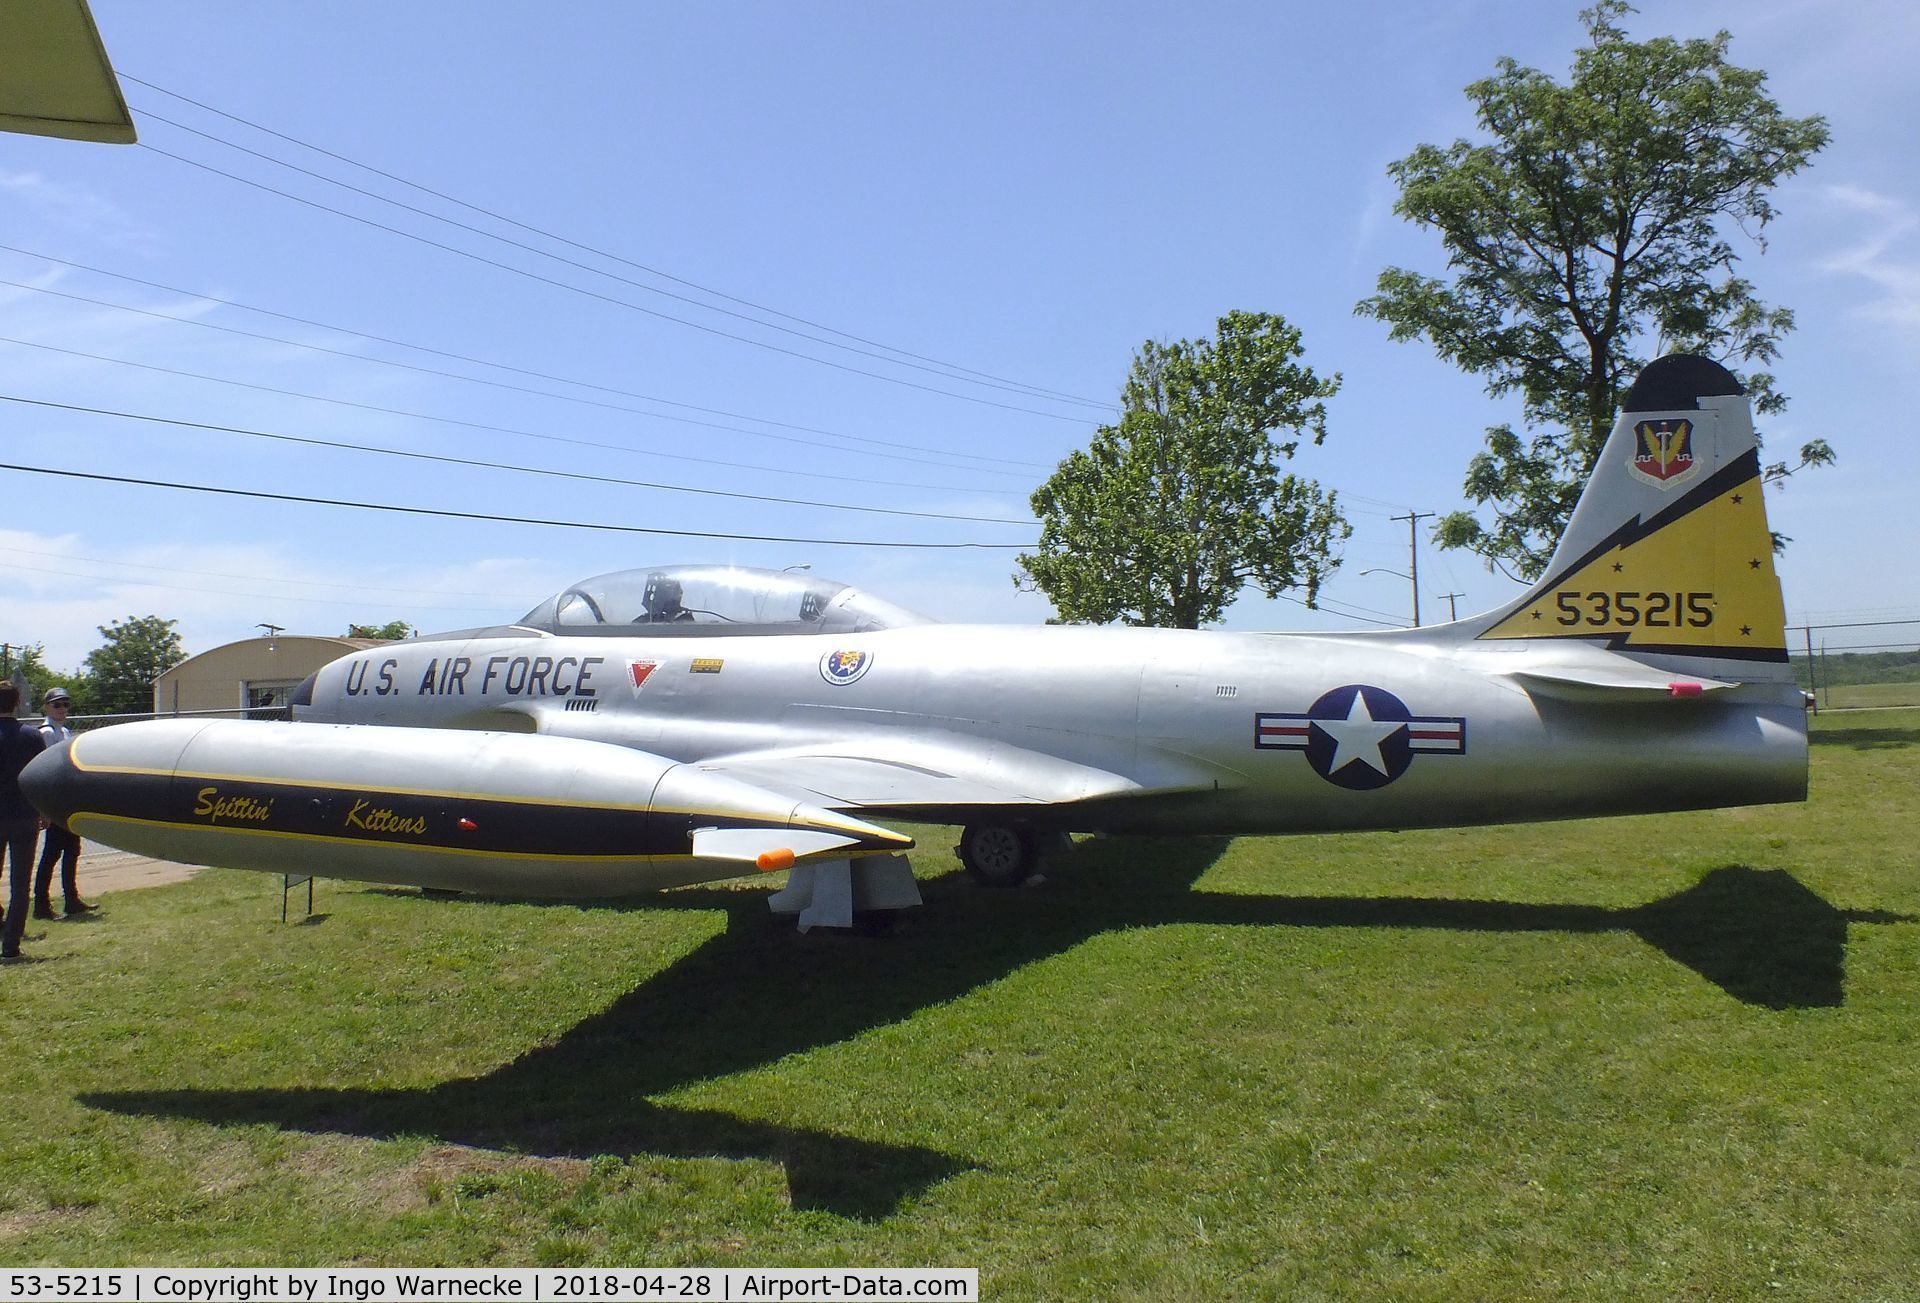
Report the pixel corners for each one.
[282,873,313,923]
[766,854,921,931]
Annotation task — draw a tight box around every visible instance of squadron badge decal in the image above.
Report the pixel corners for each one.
[820,649,873,685]
[1255,684,1466,790]
[1629,418,1698,488]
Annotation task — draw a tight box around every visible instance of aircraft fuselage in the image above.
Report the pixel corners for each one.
[298,622,1807,837]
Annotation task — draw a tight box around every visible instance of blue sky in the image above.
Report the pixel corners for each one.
[3,0,1916,668]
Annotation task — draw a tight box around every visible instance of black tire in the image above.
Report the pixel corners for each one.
[959,823,1037,887]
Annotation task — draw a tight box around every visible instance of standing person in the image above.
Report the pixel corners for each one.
[33,688,93,918]
[0,680,47,961]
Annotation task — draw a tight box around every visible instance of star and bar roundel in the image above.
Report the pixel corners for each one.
[1254,685,1466,790]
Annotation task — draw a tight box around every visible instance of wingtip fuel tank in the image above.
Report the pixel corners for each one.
[21,719,912,897]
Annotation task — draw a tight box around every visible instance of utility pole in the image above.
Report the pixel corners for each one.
[1436,592,1464,623]
[1390,511,1434,627]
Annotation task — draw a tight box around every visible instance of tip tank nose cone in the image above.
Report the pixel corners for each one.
[802,804,914,855]
[19,740,76,826]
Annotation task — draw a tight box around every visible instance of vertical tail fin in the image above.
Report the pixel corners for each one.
[1471,354,1791,682]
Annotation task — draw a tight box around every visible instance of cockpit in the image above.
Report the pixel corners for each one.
[517,565,931,637]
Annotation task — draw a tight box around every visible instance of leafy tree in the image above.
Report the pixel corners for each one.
[346,620,414,640]
[3,643,56,710]
[0,642,92,715]
[1018,310,1348,629]
[1357,0,1831,579]
[85,615,187,715]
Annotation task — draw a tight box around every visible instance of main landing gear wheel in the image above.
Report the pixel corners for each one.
[959,823,1037,887]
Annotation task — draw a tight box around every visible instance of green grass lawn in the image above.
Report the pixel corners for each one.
[3,712,1917,1298]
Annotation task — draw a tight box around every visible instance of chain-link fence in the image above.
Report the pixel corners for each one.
[64,706,292,731]
[1789,619,1920,712]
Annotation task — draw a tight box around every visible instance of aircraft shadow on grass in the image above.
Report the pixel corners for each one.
[85,840,1911,1217]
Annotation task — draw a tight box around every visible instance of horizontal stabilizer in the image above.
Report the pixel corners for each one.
[1507,663,1735,703]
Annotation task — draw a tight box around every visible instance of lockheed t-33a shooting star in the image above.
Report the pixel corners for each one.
[22,354,1807,931]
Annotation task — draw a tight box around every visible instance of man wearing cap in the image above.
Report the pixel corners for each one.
[0,680,47,960]
[33,688,94,919]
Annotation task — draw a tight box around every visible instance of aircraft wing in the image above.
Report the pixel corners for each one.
[484,702,1217,817]
[693,734,1150,814]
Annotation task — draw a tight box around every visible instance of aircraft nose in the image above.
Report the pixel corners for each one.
[20,739,80,830]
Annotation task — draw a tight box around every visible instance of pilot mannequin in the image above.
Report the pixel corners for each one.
[643,577,696,622]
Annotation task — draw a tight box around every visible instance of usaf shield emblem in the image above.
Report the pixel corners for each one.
[1629,418,1699,489]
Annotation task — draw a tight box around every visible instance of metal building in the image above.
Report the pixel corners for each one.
[152,636,384,716]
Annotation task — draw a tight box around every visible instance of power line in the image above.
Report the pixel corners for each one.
[1337,501,1406,519]
[0,287,1031,478]
[0,395,1035,526]
[0,250,1049,471]
[137,140,1101,426]
[133,105,1107,415]
[124,75,1112,412]
[0,336,1029,495]
[1270,591,1405,627]
[1339,490,1423,515]
[1,542,1412,629]
[0,463,1036,551]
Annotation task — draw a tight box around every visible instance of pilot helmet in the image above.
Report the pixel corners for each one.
[644,575,686,618]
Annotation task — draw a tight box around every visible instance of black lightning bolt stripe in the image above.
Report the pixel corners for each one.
[1533,449,1761,592]
[1481,449,1788,663]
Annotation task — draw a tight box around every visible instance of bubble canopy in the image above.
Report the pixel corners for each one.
[517,565,930,637]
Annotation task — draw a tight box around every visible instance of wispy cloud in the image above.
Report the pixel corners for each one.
[0,529,558,669]
[1346,175,1398,277]
[0,168,155,249]
[1817,183,1920,329]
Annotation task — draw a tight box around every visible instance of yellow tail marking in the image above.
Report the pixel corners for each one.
[1480,476,1786,653]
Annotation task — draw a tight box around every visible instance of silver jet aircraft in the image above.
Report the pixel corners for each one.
[23,354,1807,929]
